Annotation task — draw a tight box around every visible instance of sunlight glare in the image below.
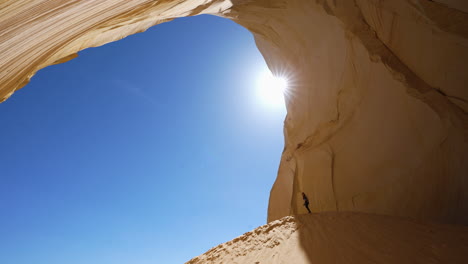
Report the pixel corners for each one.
[257,70,288,108]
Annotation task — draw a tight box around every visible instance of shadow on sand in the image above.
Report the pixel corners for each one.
[296,212,468,264]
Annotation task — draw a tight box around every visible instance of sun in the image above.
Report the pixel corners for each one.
[257,70,288,108]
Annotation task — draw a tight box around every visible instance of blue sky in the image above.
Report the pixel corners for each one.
[0,15,285,264]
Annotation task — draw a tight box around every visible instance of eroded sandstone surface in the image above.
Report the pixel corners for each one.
[1,0,467,234]
[262,0,468,225]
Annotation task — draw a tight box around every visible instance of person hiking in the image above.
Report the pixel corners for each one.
[302,192,311,213]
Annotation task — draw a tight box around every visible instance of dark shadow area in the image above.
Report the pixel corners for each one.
[296,212,468,263]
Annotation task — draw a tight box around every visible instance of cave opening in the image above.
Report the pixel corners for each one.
[0,15,285,264]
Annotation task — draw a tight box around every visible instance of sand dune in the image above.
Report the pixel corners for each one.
[187,212,468,264]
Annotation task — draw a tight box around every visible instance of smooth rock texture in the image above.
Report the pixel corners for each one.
[186,212,468,264]
[2,0,468,262]
[262,0,468,225]
[1,0,467,241]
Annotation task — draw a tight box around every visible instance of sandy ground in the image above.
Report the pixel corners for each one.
[186,212,468,264]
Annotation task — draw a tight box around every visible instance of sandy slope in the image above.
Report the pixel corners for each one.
[186,212,468,264]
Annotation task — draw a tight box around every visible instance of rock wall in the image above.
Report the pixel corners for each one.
[1,0,467,225]
[260,0,468,224]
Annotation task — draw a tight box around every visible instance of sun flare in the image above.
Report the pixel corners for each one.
[257,70,288,108]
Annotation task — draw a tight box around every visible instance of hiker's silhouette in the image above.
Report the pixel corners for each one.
[302,192,311,213]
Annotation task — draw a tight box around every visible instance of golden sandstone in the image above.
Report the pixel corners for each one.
[1,1,467,263]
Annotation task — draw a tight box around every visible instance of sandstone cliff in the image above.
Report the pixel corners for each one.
[260,0,468,225]
[1,0,467,260]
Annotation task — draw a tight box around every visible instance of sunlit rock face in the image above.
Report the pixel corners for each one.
[0,0,235,101]
[1,0,467,226]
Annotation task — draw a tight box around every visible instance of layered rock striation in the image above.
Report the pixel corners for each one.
[1,0,467,225]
